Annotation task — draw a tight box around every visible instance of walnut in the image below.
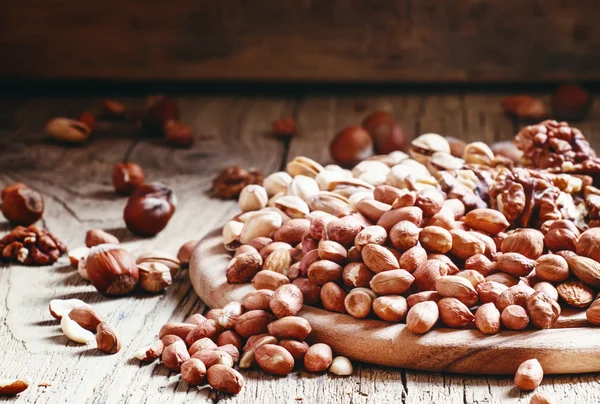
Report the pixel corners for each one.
[0,225,66,265]
[514,120,599,172]
[212,166,264,199]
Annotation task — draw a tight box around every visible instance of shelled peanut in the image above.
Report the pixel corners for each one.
[220,122,600,337]
[135,284,351,395]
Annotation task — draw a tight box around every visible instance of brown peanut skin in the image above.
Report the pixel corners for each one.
[234,310,275,338]
[207,365,244,394]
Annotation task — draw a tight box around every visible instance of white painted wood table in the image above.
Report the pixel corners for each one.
[0,93,599,403]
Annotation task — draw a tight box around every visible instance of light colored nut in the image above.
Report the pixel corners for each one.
[239,335,278,368]
[437,297,474,328]
[287,156,324,178]
[501,305,530,330]
[514,359,543,391]
[410,133,450,164]
[474,303,500,334]
[304,343,333,372]
[96,322,121,354]
[207,365,245,394]
[240,211,283,244]
[463,142,494,165]
[369,269,414,295]
[406,301,439,334]
[344,288,375,319]
[68,307,103,332]
[373,295,408,322]
[136,251,180,277]
[239,185,268,212]
[185,313,207,325]
[476,281,509,304]
[556,279,594,308]
[138,262,173,293]
[254,344,295,375]
[526,292,561,329]
[329,356,353,376]
[181,358,207,386]
[234,310,275,338]
[320,282,347,313]
[435,276,478,307]
[46,117,90,143]
[274,195,310,218]
[223,220,244,251]
[270,284,303,318]
[60,316,95,344]
[68,246,90,267]
[0,378,29,395]
[215,302,245,329]
[49,298,91,319]
[361,243,400,273]
[263,248,292,274]
[264,171,293,197]
[242,289,274,311]
[355,199,391,222]
[134,340,164,362]
[252,270,290,290]
[260,242,292,260]
[456,270,485,288]
[530,392,552,404]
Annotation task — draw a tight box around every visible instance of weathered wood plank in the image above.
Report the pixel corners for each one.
[3,1,600,82]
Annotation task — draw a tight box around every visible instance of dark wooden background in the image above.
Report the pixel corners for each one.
[2,0,600,82]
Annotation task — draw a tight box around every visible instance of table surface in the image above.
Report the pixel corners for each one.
[1,92,599,404]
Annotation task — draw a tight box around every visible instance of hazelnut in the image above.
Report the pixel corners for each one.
[181,358,207,385]
[46,117,91,143]
[123,182,176,236]
[576,228,600,262]
[142,95,180,134]
[164,120,193,148]
[85,244,139,295]
[254,344,295,375]
[112,163,145,196]
[1,183,44,225]
[362,111,407,154]
[514,358,544,391]
[304,343,333,372]
[526,292,561,329]
[551,83,591,121]
[329,126,374,167]
[96,322,121,354]
[501,229,544,260]
[138,262,173,293]
[85,229,119,248]
[177,240,197,267]
[162,340,190,372]
[207,365,244,394]
[535,254,569,282]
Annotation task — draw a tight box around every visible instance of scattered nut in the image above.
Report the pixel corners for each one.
[161,340,190,372]
[207,365,244,394]
[134,340,164,362]
[255,344,295,375]
[85,229,119,247]
[514,358,544,391]
[138,261,173,293]
[61,315,95,344]
[123,182,176,237]
[96,322,121,354]
[1,183,44,226]
[0,378,29,396]
[86,244,139,295]
[304,343,333,372]
[112,163,145,196]
[68,307,103,332]
[181,358,207,385]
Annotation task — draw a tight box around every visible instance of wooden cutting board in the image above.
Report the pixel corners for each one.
[189,228,600,375]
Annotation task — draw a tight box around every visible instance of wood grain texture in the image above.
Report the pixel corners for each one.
[2,1,600,82]
[1,93,599,403]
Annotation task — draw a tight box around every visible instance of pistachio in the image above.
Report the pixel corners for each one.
[239,185,268,212]
[222,220,244,251]
[263,171,293,197]
[286,156,324,178]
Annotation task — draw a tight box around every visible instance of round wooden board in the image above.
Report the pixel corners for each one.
[190,228,600,375]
